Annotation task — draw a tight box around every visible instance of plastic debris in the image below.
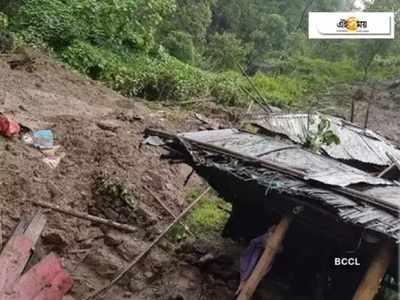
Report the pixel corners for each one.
[42,153,65,169]
[22,133,34,144]
[23,130,65,169]
[0,115,20,137]
[143,136,166,146]
[33,129,54,149]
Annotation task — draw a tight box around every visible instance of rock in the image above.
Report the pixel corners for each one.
[104,229,147,261]
[86,247,123,279]
[76,226,103,242]
[123,292,133,298]
[41,229,68,250]
[129,279,147,293]
[102,207,120,221]
[104,231,124,247]
[144,271,154,280]
[198,253,216,265]
[96,120,121,132]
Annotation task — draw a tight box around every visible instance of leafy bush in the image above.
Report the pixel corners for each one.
[162,31,196,64]
[60,40,317,107]
[252,73,307,107]
[0,12,14,53]
[205,32,249,70]
[12,0,176,51]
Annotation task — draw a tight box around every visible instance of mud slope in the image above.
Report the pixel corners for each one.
[0,54,234,300]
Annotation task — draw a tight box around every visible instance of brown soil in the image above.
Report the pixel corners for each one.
[0,54,238,300]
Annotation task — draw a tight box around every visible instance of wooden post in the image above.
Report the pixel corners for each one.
[350,99,355,123]
[237,215,293,300]
[352,239,394,300]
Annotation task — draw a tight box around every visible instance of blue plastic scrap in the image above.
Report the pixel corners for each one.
[33,130,54,149]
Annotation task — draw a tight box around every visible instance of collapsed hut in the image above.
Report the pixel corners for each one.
[146,116,400,300]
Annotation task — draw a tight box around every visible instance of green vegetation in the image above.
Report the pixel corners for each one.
[168,188,231,242]
[304,117,341,152]
[1,0,399,108]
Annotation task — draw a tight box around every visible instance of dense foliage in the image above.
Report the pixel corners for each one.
[1,0,400,107]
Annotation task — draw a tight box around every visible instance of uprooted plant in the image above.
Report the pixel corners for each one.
[303,117,341,152]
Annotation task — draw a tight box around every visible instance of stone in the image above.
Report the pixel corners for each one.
[85,247,123,279]
[144,271,154,280]
[123,292,133,298]
[129,279,147,293]
[41,229,68,250]
[96,120,121,132]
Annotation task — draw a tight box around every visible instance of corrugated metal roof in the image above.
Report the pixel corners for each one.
[169,129,400,241]
[179,129,392,188]
[250,113,400,167]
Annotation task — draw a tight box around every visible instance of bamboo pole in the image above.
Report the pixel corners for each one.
[237,215,293,300]
[352,239,394,300]
[237,64,273,113]
[31,200,137,233]
[143,185,194,237]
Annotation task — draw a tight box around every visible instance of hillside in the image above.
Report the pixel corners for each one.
[0,53,239,299]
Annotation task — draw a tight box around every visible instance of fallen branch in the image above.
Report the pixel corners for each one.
[84,187,211,300]
[31,200,137,233]
[143,185,195,237]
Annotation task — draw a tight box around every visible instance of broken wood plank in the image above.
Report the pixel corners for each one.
[0,235,33,292]
[143,185,194,237]
[237,215,293,300]
[31,200,137,233]
[352,239,394,300]
[84,187,211,300]
[0,212,47,293]
[24,212,47,249]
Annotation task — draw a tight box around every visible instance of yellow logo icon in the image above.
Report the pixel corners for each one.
[345,17,359,32]
[337,17,367,32]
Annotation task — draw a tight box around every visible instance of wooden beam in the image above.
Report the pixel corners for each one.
[0,212,47,293]
[352,239,394,300]
[237,215,293,300]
